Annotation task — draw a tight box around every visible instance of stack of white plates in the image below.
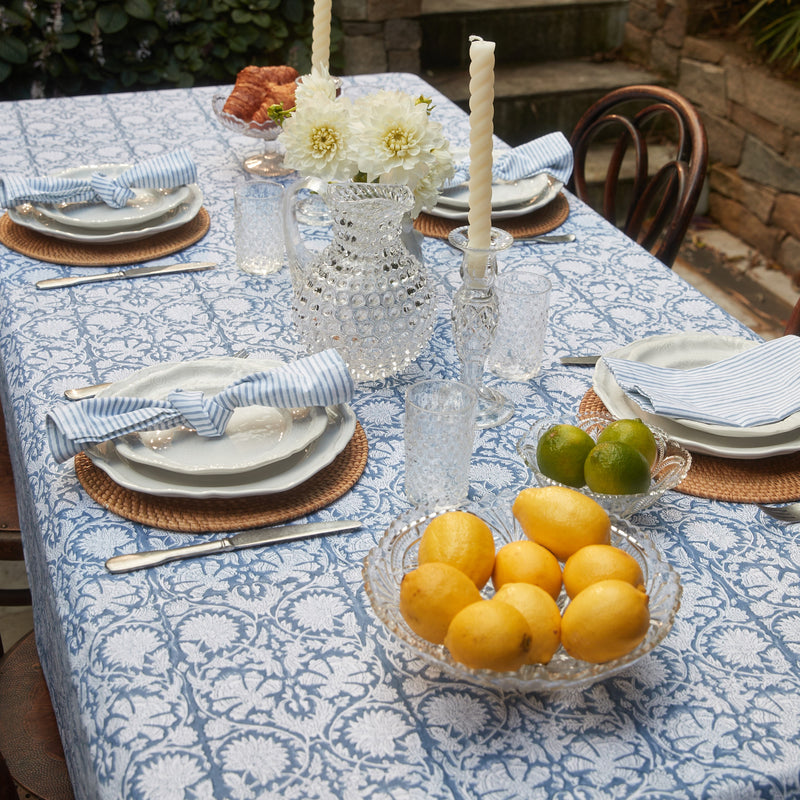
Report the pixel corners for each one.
[7,163,203,244]
[424,148,563,221]
[85,357,357,498]
[593,332,800,459]
[426,172,563,221]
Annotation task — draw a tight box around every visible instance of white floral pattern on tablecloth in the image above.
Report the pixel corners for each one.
[1,75,797,800]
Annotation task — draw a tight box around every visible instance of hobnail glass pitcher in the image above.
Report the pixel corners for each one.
[284,178,436,382]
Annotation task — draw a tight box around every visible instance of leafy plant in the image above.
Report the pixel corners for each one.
[0,0,338,100]
[740,0,800,69]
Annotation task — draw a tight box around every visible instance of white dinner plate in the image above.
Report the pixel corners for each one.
[8,185,202,244]
[85,403,357,498]
[438,172,561,211]
[426,174,563,221]
[105,358,329,477]
[593,332,800,458]
[33,164,192,230]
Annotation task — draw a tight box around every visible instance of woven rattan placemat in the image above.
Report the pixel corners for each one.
[579,389,800,503]
[414,193,570,240]
[0,208,210,266]
[74,422,369,532]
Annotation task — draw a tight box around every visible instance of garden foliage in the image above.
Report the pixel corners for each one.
[0,0,334,99]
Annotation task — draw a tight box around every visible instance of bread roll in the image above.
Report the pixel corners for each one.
[223,65,299,123]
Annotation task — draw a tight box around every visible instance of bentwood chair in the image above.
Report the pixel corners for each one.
[569,85,709,268]
[0,632,74,800]
[785,295,800,336]
[0,399,30,608]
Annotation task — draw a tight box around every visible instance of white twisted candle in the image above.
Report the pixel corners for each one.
[467,35,495,276]
[311,0,332,72]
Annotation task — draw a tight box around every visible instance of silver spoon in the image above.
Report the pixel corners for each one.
[756,502,800,523]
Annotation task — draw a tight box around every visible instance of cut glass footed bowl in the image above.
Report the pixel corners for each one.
[363,493,681,692]
[518,415,692,518]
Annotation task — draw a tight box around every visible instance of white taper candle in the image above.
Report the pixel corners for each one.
[311,0,332,72]
[467,35,495,275]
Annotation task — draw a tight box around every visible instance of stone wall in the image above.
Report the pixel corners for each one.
[624,0,800,282]
[334,0,422,75]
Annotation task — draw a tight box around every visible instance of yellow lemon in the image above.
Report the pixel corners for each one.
[584,441,651,495]
[399,562,482,644]
[418,510,496,589]
[494,583,561,664]
[561,579,650,663]
[536,423,596,488]
[512,486,611,562]
[597,418,658,467]
[491,539,562,599]
[444,599,531,672]
[562,543,645,599]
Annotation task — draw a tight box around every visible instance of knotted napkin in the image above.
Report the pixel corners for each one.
[444,132,574,189]
[602,335,800,428]
[47,349,355,463]
[1,149,197,210]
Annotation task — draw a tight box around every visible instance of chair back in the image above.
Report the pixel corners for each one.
[0,401,30,608]
[785,296,800,337]
[569,85,708,267]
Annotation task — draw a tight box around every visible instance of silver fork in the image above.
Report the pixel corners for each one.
[64,348,249,400]
[756,502,800,523]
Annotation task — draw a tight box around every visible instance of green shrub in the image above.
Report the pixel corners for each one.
[0,0,340,100]
[740,0,800,69]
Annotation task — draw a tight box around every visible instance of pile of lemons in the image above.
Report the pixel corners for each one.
[537,418,657,495]
[398,487,650,672]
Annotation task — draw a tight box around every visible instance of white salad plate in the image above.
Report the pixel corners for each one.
[8,185,202,244]
[86,402,356,498]
[438,171,561,211]
[426,173,562,221]
[104,358,329,477]
[33,164,192,230]
[593,332,800,458]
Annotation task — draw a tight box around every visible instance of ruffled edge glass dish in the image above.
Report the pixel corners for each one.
[517,415,692,518]
[363,493,681,692]
[211,93,293,176]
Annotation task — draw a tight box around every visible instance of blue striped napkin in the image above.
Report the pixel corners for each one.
[444,132,573,188]
[1,149,197,210]
[47,350,355,463]
[602,335,800,428]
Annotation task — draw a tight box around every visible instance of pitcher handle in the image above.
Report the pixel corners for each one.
[283,176,329,292]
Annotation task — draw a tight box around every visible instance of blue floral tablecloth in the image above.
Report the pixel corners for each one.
[1,74,798,800]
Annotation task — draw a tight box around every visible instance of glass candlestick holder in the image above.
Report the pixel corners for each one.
[449,225,515,428]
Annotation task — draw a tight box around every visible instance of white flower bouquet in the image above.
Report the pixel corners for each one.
[275,68,455,217]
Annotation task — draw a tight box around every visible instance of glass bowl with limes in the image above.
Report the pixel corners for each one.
[362,492,682,692]
[517,415,691,518]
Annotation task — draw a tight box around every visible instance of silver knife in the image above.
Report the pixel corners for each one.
[36,260,216,290]
[560,355,601,365]
[105,519,362,573]
[514,233,576,244]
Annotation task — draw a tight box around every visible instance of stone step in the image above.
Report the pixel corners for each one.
[420,0,629,70]
[425,59,662,144]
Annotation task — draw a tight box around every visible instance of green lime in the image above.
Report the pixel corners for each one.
[584,441,651,495]
[597,418,658,467]
[536,424,596,488]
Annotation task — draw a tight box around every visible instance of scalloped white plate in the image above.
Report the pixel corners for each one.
[33,163,191,230]
[104,358,329,477]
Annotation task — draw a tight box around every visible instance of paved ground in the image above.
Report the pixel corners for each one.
[675,223,798,340]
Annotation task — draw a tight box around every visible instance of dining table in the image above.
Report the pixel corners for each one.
[1,72,799,800]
